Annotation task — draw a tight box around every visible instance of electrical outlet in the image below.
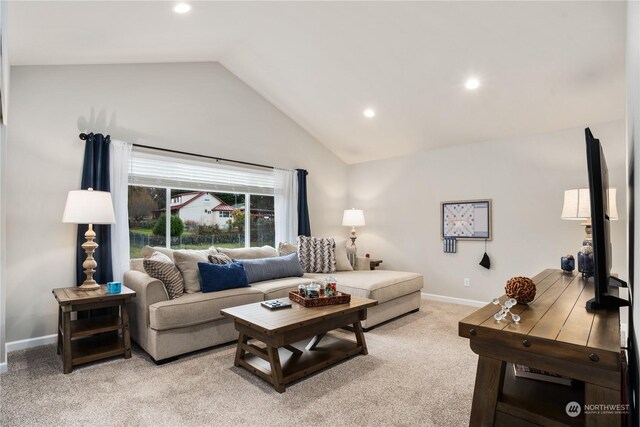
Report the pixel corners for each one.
[464,278,471,287]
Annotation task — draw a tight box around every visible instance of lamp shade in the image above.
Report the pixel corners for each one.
[342,209,365,227]
[561,188,618,221]
[62,188,116,224]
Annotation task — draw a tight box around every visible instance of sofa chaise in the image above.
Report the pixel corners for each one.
[124,246,423,362]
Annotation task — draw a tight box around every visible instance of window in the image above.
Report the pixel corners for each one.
[128,186,166,259]
[128,150,275,258]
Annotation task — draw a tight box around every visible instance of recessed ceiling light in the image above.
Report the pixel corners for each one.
[465,78,480,90]
[174,3,191,14]
[363,108,376,118]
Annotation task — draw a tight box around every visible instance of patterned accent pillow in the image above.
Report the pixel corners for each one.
[278,242,297,256]
[208,253,233,265]
[297,236,336,273]
[143,251,184,300]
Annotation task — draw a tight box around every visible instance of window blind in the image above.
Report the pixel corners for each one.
[129,149,274,195]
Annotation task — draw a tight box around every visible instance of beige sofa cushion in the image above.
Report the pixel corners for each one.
[250,277,316,300]
[304,270,423,304]
[173,249,216,293]
[334,239,353,271]
[217,245,278,260]
[149,287,264,331]
[141,245,178,262]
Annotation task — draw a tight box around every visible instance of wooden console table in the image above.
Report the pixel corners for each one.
[459,269,623,426]
[53,285,136,373]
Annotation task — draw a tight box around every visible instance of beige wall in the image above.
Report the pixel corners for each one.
[348,120,627,303]
[5,62,347,342]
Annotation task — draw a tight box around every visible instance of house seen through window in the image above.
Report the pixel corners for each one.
[128,187,275,258]
[127,150,276,259]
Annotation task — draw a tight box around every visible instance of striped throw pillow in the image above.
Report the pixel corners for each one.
[143,251,184,300]
[297,236,336,273]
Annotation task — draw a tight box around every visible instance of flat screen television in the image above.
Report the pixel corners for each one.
[584,128,628,309]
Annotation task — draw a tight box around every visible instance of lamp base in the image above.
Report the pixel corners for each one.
[78,281,101,291]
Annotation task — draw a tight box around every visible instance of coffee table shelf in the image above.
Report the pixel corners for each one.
[222,296,377,393]
[242,334,363,386]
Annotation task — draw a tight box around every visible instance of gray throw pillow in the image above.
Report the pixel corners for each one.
[143,251,184,300]
[297,236,336,273]
[173,249,216,293]
[238,253,304,284]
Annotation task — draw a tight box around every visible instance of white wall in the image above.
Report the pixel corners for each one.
[5,62,347,343]
[348,120,627,303]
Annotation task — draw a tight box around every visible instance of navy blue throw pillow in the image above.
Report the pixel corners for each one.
[238,252,304,284]
[198,262,250,293]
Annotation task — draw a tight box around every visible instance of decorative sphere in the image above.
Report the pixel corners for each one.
[505,276,536,305]
[580,245,593,255]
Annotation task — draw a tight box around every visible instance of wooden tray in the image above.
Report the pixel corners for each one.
[288,291,351,307]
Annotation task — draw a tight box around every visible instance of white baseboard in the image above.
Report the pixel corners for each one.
[421,292,486,307]
[6,334,57,353]
[0,362,7,374]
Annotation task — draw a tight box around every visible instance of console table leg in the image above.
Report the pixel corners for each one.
[234,332,248,367]
[469,356,505,426]
[353,321,368,355]
[585,383,622,427]
[267,345,285,393]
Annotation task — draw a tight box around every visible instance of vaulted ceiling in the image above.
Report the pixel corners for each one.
[8,1,626,164]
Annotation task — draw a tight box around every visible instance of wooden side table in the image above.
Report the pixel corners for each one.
[459,269,624,426]
[52,285,136,374]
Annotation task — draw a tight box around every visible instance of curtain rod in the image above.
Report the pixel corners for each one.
[78,133,274,170]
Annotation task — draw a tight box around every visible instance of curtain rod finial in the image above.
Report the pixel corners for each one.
[79,133,87,141]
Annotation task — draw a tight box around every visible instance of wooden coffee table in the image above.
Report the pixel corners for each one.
[221,296,377,393]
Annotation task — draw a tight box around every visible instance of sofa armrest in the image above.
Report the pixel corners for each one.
[124,270,169,308]
[123,270,169,352]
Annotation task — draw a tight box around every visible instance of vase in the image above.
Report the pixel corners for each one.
[560,256,575,273]
[578,250,594,278]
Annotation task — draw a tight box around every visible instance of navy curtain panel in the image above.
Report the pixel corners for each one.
[296,169,311,237]
[76,133,114,286]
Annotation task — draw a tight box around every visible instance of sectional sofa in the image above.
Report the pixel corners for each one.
[124,245,423,362]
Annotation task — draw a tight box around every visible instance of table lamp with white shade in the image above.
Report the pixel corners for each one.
[561,188,618,244]
[342,208,365,267]
[342,208,366,246]
[62,188,116,290]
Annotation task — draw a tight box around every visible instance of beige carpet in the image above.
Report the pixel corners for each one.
[1,300,478,427]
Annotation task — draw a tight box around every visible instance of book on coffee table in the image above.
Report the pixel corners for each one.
[261,300,292,310]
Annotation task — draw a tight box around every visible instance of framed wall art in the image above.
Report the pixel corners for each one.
[441,199,492,240]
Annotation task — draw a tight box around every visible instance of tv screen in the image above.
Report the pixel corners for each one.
[585,128,627,309]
